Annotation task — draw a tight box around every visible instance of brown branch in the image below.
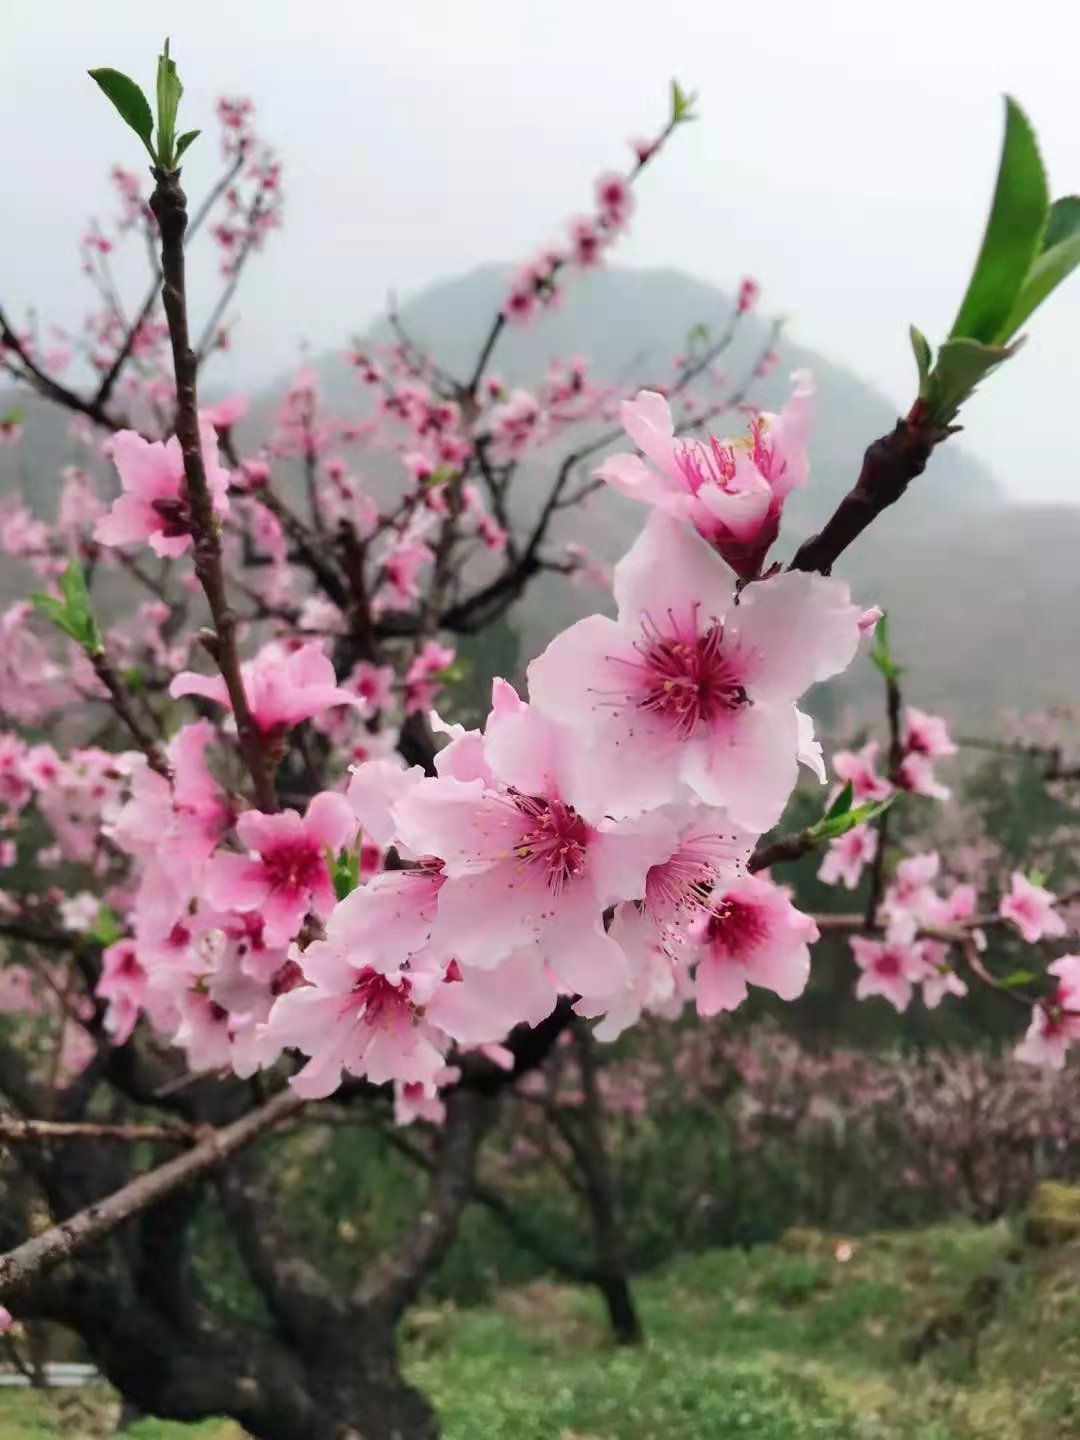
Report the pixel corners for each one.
[90,651,172,779]
[149,167,277,812]
[92,279,159,413]
[255,486,350,609]
[0,1117,194,1145]
[379,1124,599,1285]
[463,102,683,397]
[0,304,119,430]
[0,1087,303,1307]
[353,1086,495,1321]
[789,401,950,576]
[810,913,1041,1011]
[747,828,819,874]
[865,671,903,926]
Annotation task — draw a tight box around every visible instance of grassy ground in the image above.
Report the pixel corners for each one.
[4,1221,1080,1438]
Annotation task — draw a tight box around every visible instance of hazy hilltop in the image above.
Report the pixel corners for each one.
[2,265,1077,723]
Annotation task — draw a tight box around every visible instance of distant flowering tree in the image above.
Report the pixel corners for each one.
[0,44,1078,1440]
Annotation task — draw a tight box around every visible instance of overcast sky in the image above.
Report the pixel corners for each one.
[4,0,1079,502]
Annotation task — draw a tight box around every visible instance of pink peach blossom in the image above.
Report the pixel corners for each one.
[205,792,356,947]
[171,641,360,739]
[393,689,673,993]
[903,707,957,760]
[832,741,893,803]
[95,421,230,558]
[692,873,817,1015]
[596,372,814,578]
[528,513,861,831]
[999,871,1067,944]
[819,824,878,890]
[266,945,447,1098]
[851,935,926,1012]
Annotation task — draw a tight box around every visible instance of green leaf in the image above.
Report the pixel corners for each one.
[30,561,104,655]
[328,845,361,901]
[950,97,1049,345]
[155,38,184,169]
[848,795,895,828]
[1041,195,1080,251]
[88,67,156,161]
[1001,968,1037,988]
[868,612,903,681]
[1,406,25,428]
[174,128,201,162]
[808,792,893,845]
[824,782,854,822]
[90,905,121,948]
[670,79,697,125]
[998,198,1080,338]
[926,335,1020,426]
[909,326,933,400]
[687,322,710,348]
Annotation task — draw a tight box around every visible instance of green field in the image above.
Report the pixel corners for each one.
[4,1221,1080,1439]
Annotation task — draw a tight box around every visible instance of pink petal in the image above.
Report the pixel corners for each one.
[683,702,799,833]
[394,778,524,876]
[430,864,548,969]
[304,790,356,852]
[170,671,231,709]
[619,389,678,474]
[597,451,693,515]
[614,512,736,629]
[203,852,270,911]
[734,571,861,703]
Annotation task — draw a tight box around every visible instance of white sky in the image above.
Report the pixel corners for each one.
[4,0,1079,501]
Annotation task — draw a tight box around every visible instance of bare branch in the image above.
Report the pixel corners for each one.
[150,166,277,812]
[0,1087,304,1307]
[0,1116,194,1145]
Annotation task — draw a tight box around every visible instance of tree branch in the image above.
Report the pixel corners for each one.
[0,1087,303,1307]
[789,402,950,576]
[353,1086,495,1321]
[149,166,277,812]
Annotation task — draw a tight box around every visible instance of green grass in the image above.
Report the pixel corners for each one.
[6,1221,1080,1438]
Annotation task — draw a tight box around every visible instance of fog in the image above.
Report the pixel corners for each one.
[4,0,1079,501]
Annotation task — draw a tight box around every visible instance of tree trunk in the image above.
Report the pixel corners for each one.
[570,1023,644,1346]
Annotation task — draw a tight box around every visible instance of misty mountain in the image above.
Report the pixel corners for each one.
[1,265,1075,723]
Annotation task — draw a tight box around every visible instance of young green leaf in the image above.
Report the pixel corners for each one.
[1042,194,1080,251]
[30,561,104,655]
[824,782,854,823]
[90,905,122,948]
[1001,968,1037,988]
[328,845,361,901]
[868,612,904,681]
[909,326,933,399]
[155,38,184,169]
[670,79,697,125]
[808,792,893,845]
[174,128,201,163]
[926,335,1020,426]
[848,794,895,828]
[949,97,1049,346]
[88,67,156,162]
[998,196,1080,338]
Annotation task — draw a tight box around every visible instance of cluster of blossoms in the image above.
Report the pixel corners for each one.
[83,382,867,1112]
[500,109,686,327]
[817,727,1077,1060]
[3,78,1076,1174]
